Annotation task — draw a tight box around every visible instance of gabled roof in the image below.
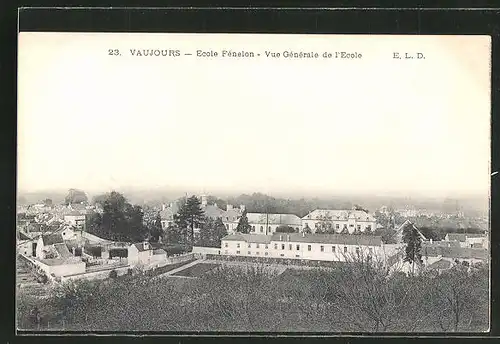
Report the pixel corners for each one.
[204,204,226,219]
[271,233,382,246]
[221,234,272,244]
[394,220,427,241]
[302,209,376,222]
[41,233,64,246]
[246,213,302,226]
[53,243,73,258]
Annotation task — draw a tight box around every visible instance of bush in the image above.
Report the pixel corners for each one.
[109,270,118,279]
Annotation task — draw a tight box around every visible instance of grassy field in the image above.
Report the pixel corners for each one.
[171,263,220,277]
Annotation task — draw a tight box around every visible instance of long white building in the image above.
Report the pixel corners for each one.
[221,233,383,262]
[301,209,377,234]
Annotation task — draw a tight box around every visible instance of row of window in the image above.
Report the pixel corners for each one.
[227,248,372,256]
[250,225,300,233]
[224,242,373,254]
[313,223,372,231]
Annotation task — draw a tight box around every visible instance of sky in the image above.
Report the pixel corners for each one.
[17,33,491,198]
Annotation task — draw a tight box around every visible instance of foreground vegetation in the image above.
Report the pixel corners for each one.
[17,256,488,333]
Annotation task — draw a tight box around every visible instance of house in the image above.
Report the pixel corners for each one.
[301,208,377,234]
[36,233,65,259]
[220,233,383,262]
[444,233,488,249]
[246,213,302,235]
[64,211,86,228]
[160,202,180,229]
[128,242,155,265]
[223,204,244,233]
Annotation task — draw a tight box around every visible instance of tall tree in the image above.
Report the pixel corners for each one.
[236,210,252,234]
[174,196,205,245]
[316,214,335,234]
[147,212,163,243]
[402,222,423,276]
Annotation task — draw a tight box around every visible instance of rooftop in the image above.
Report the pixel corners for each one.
[422,246,488,260]
[247,213,302,226]
[41,233,64,246]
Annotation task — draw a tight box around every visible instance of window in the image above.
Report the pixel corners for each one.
[226,217,229,221]
[252,225,255,231]
[295,255,300,258]
[357,225,361,230]
[308,245,312,251]
[332,246,336,253]
[260,226,263,232]
[265,252,268,256]
[296,244,300,251]
[265,244,268,249]
[226,224,229,230]
[344,246,348,253]
[236,250,240,254]
[356,247,360,255]
[281,244,285,250]
[289,244,292,250]
[367,225,372,230]
[336,224,340,229]
[343,224,348,229]
[225,243,228,248]
[256,251,260,255]
[248,243,251,248]
[280,254,284,257]
[268,226,271,232]
[237,243,240,248]
[274,244,278,250]
[225,250,228,254]
[349,224,354,227]
[256,244,260,248]
[320,246,324,252]
[248,251,251,255]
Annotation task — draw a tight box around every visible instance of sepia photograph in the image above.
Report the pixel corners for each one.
[16,32,490,333]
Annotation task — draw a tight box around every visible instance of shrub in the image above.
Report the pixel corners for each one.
[109,270,118,279]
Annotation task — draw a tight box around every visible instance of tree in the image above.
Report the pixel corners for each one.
[174,196,205,245]
[275,225,295,233]
[87,191,147,242]
[147,212,163,243]
[64,188,88,205]
[236,210,252,234]
[303,223,312,234]
[402,222,423,276]
[315,214,335,234]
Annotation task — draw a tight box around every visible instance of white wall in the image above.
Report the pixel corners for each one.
[221,239,382,262]
[192,246,222,255]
